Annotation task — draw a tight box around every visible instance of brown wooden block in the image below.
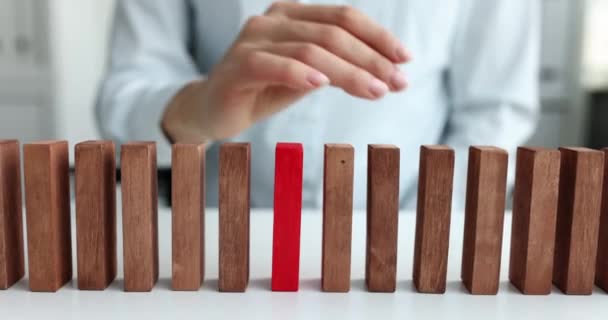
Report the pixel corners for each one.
[23,140,72,292]
[553,147,604,295]
[171,143,205,291]
[218,143,250,292]
[413,145,454,294]
[121,142,159,292]
[75,141,117,290]
[461,146,508,295]
[597,148,608,292]
[365,144,399,292]
[322,144,354,292]
[0,140,25,289]
[509,147,561,295]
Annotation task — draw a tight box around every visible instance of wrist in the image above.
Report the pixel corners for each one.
[161,79,213,145]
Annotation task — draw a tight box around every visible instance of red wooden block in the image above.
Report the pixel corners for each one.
[509,147,561,295]
[75,141,117,290]
[0,140,25,289]
[413,145,454,294]
[365,144,399,292]
[171,143,205,291]
[597,148,608,292]
[553,147,604,295]
[461,146,508,295]
[271,143,303,291]
[219,143,250,292]
[322,144,354,292]
[121,142,159,292]
[23,140,72,292]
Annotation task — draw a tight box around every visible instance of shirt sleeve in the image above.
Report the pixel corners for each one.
[441,0,541,209]
[96,0,200,164]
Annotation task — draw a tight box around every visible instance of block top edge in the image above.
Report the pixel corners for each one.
[325,143,354,149]
[24,140,68,146]
[368,144,398,149]
[276,142,303,150]
[559,146,603,154]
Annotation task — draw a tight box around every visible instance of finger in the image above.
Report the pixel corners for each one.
[266,2,411,63]
[239,50,330,91]
[268,19,408,91]
[264,42,392,99]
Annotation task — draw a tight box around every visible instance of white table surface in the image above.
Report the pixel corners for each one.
[1,206,606,320]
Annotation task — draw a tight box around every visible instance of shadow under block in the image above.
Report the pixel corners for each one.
[23,141,72,292]
[0,140,24,289]
[219,143,250,292]
[413,145,454,294]
[322,144,354,292]
[461,146,508,295]
[171,143,205,291]
[509,148,561,295]
[75,141,117,290]
[366,144,399,292]
[271,143,303,291]
[597,148,608,291]
[121,142,159,292]
[553,147,604,295]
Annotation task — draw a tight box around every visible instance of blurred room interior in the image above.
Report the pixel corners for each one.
[0,0,607,204]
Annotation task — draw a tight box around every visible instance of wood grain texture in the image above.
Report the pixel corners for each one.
[121,142,159,292]
[322,144,354,292]
[365,144,399,292]
[413,145,454,294]
[75,141,117,290]
[23,140,72,292]
[597,148,608,292]
[553,147,604,295]
[509,147,561,295]
[461,146,508,295]
[219,143,250,292]
[171,143,205,291]
[271,143,303,291]
[0,140,24,289]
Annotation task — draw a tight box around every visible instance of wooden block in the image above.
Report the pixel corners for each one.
[365,144,399,292]
[322,144,354,292]
[553,147,604,295]
[0,140,24,289]
[597,148,608,292]
[413,145,454,294]
[461,146,508,295]
[171,143,205,291]
[271,143,303,291]
[219,143,250,292]
[121,142,159,292]
[23,140,72,292]
[509,147,561,295]
[75,141,117,290]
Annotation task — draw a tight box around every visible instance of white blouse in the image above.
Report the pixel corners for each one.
[97,0,540,209]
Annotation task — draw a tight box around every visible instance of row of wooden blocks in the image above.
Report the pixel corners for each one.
[1,139,608,295]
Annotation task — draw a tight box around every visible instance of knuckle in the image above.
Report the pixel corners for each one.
[319,26,346,49]
[241,51,263,75]
[265,1,285,15]
[243,15,270,34]
[335,6,360,27]
[294,43,321,63]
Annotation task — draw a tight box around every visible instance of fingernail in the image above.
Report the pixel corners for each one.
[390,70,408,90]
[368,78,389,98]
[307,72,330,88]
[395,46,411,61]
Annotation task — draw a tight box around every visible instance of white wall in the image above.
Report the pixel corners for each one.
[48,0,115,161]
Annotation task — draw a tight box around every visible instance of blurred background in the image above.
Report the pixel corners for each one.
[0,0,607,167]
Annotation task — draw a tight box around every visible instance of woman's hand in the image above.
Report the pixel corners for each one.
[162,2,411,143]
